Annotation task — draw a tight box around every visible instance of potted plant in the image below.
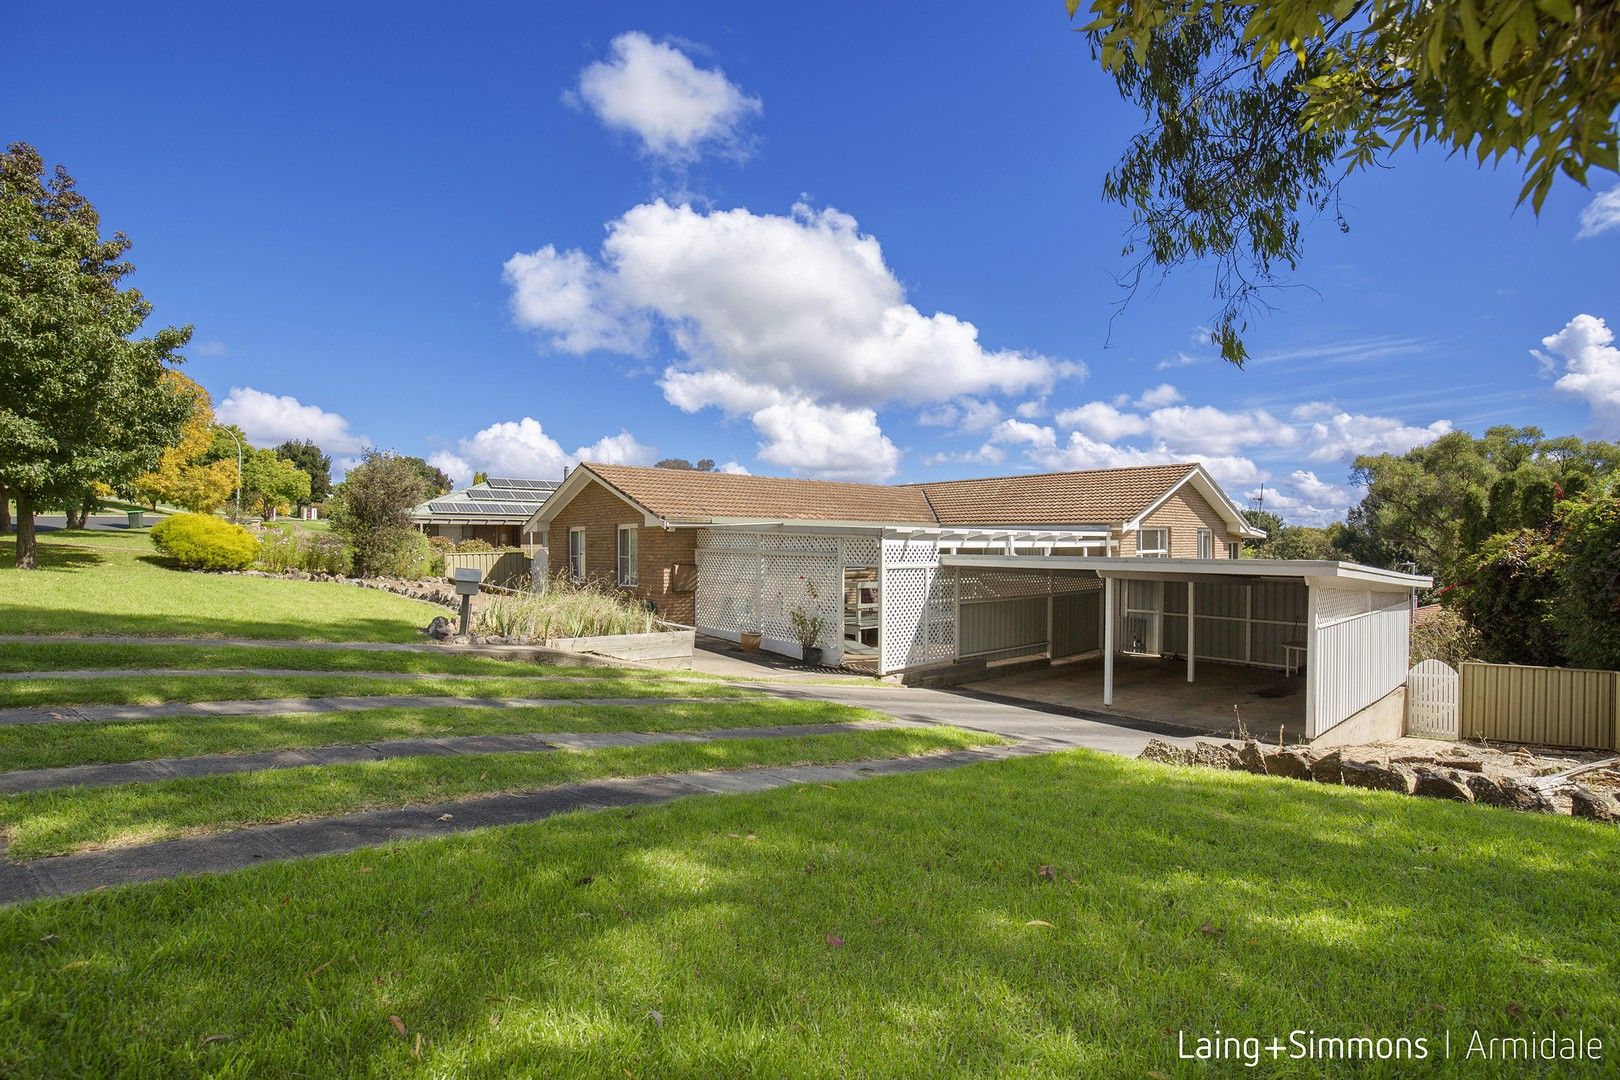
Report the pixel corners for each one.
[740,629,762,652]
[789,578,827,667]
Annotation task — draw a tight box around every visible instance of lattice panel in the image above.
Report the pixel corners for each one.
[759,533,839,556]
[756,552,842,650]
[697,532,759,552]
[842,537,880,567]
[1316,586,1371,627]
[883,537,940,566]
[695,549,759,633]
[1371,590,1411,614]
[881,565,953,671]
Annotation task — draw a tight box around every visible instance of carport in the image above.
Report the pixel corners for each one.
[937,556,1431,742]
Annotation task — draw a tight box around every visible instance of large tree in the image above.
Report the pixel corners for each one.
[275,439,332,504]
[129,372,238,512]
[1074,0,1620,361]
[241,448,312,520]
[328,450,432,577]
[0,142,192,567]
[399,456,452,499]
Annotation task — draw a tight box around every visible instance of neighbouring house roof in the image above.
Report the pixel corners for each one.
[533,461,1255,535]
[409,477,559,524]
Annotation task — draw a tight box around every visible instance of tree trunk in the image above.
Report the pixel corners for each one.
[15,491,36,569]
[0,485,10,534]
[81,491,98,527]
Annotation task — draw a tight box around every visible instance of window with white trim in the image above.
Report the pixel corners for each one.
[1137,528,1169,558]
[567,527,585,582]
[617,525,638,586]
[1197,528,1213,559]
[1228,541,1242,559]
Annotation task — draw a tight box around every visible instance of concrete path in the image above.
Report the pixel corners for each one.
[0,667,716,683]
[0,743,1046,904]
[0,633,580,661]
[0,695,735,728]
[0,720,909,794]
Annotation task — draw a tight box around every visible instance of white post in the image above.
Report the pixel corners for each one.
[1186,579,1196,683]
[1103,575,1115,706]
[1304,584,1319,738]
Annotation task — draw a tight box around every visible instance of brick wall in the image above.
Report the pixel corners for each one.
[1116,485,1243,557]
[544,479,697,624]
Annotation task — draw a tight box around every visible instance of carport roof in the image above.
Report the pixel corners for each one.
[938,554,1432,590]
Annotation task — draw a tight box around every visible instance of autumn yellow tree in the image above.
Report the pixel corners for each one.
[129,372,238,512]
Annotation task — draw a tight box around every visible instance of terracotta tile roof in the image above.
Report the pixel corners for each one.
[905,463,1199,526]
[582,463,937,524]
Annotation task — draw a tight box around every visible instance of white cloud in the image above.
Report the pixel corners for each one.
[752,399,899,482]
[1027,432,1261,487]
[1135,382,1183,408]
[1576,187,1620,240]
[216,387,368,454]
[1054,401,1148,441]
[1304,412,1453,461]
[1146,404,1299,456]
[717,460,750,475]
[1014,399,1046,419]
[1157,351,1200,371]
[572,32,761,162]
[1289,401,1335,421]
[1534,313,1620,434]
[986,419,1056,449]
[1246,470,1357,526]
[191,339,229,358]
[507,199,1080,480]
[436,418,657,486]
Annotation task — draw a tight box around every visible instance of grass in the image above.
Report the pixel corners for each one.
[0,700,879,773]
[0,641,660,676]
[0,672,740,709]
[0,533,441,642]
[0,728,994,859]
[0,751,1615,1077]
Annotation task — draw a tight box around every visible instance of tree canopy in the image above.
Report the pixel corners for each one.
[128,373,238,513]
[1073,0,1620,361]
[328,450,433,577]
[0,142,193,567]
[275,439,332,504]
[241,449,312,519]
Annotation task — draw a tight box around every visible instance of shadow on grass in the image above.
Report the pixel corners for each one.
[1,752,1616,1075]
[0,542,104,573]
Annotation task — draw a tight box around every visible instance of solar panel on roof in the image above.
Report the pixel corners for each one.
[486,477,558,491]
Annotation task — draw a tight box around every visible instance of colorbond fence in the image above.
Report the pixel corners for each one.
[1459,661,1618,751]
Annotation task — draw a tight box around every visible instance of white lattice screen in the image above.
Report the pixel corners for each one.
[880,538,955,672]
[1315,586,1372,627]
[695,531,844,657]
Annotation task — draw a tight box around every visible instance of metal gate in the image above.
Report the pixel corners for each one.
[1406,659,1459,739]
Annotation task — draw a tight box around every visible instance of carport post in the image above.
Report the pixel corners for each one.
[1186,580,1196,683]
[1102,575,1115,706]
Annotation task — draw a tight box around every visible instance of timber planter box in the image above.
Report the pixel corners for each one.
[543,627,695,669]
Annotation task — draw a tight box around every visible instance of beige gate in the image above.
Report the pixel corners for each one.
[1406,659,1459,740]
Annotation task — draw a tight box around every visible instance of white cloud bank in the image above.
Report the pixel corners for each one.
[504,200,1080,481]
[1576,187,1620,240]
[1535,313,1620,435]
[429,418,657,488]
[572,32,761,162]
[216,387,368,454]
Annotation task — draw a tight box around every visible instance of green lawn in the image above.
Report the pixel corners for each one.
[0,700,879,773]
[0,641,656,678]
[1,752,1614,1076]
[0,728,993,858]
[0,533,440,642]
[0,672,737,710]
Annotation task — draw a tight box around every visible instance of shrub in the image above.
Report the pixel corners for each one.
[327,450,432,576]
[255,529,301,574]
[151,513,259,571]
[367,530,438,580]
[454,538,494,553]
[1409,606,1479,667]
[476,576,660,641]
[298,534,353,576]
[426,535,455,554]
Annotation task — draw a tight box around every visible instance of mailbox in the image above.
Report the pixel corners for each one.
[452,567,483,596]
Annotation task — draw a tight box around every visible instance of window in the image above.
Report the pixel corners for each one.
[567,527,585,582]
[1197,528,1213,559]
[617,525,638,586]
[1137,528,1169,558]
[1228,541,1242,560]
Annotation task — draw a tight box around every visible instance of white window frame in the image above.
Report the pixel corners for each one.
[617,525,638,586]
[568,527,586,582]
[1136,527,1169,558]
[1228,541,1242,560]
[1197,528,1213,560]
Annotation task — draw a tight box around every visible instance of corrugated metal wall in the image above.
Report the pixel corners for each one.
[1310,596,1410,737]
[1052,591,1100,657]
[960,597,1049,660]
[1459,662,1618,750]
[1154,579,1307,668]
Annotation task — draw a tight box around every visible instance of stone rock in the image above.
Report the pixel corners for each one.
[1412,768,1473,802]
[1139,739,1193,766]
[1567,785,1620,823]
[1462,772,1512,807]
[1498,778,1555,813]
[484,635,507,646]
[1236,740,1269,775]
[1189,742,1240,770]
[1339,759,1417,794]
[426,616,452,641]
[1262,747,1316,781]
[1309,749,1344,784]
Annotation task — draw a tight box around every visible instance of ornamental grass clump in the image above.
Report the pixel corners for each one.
[476,577,660,641]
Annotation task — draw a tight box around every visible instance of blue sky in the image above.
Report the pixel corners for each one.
[6,2,1617,522]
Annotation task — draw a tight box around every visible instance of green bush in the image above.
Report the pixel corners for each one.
[298,534,352,576]
[368,530,437,580]
[150,514,259,571]
[453,538,494,553]
[255,529,301,573]
[477,575,660,641]
[425,535,455,554]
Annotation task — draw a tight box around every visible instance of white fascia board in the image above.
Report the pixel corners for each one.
[1125,465,1266,539]
[938,553,1431,589]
